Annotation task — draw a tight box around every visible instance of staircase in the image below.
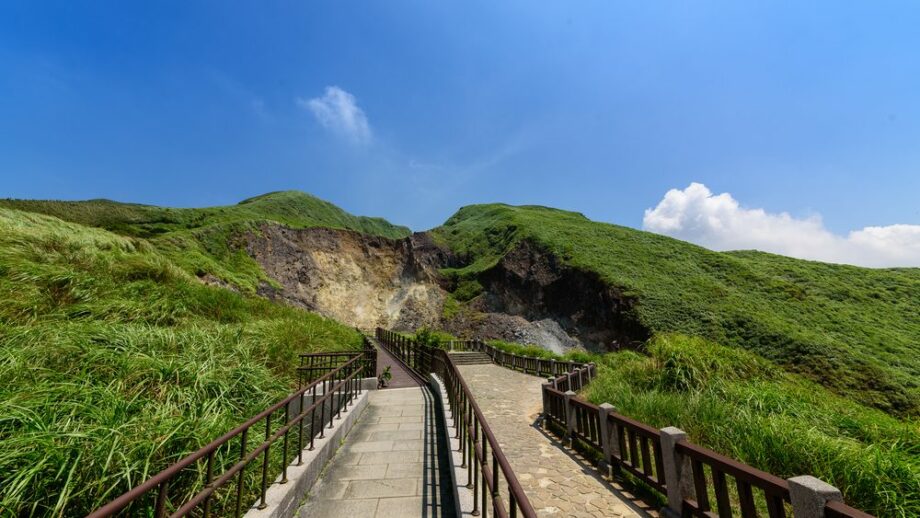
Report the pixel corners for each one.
[448,351,493,365]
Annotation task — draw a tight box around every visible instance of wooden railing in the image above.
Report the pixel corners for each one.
[376,329,538,518]
[541,356,875,518]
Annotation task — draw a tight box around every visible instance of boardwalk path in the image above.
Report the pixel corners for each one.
[456,364,646,518]
[296,347,456,518]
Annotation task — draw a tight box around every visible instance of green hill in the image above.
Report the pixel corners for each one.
[0,191,412,294]
[3,192,918,516]
[433,203,920,417]
[0,207,363,514]
[0,190,410,240]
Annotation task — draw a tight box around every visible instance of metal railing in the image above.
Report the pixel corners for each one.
[376,329,537,518]
[445,339,590,378]
[88,353,368,518]
[297,336,377,387]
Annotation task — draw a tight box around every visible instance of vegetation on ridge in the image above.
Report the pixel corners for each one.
[2,190,919,516]
[433,203,920,417]
[0,190,410,240]
[0,207,362,515]
[0,190,412,295]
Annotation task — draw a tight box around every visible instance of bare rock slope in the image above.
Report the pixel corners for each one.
[243,224,648,353]
[246,225,448,330]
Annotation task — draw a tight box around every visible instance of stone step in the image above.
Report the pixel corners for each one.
[448,352,492,365]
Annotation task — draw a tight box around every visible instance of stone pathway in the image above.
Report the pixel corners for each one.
[376,342,424,389]
[456,364,647,518]
[297,386,457,518]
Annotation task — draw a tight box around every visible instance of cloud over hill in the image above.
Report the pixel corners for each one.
[644,183,920,268]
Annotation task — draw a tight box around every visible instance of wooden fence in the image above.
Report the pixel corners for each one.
[432,334,875,517]
[541,359,875,518]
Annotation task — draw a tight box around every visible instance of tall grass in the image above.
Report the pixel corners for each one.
[485,335,919,516]
[0,208,362,515]
[434,203,920,417]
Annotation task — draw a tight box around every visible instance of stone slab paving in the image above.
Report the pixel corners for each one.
[456,364,650,518]
[297,387,457,518]
[376,342,424,389]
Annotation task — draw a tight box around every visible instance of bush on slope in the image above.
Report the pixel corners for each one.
[0,208,361,515]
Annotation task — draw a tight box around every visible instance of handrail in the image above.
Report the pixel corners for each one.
[88,353,367,518]
[444,352,537,518]
[826,499,876,518]
[445,339,592,378]
[539,350,875,518]
[297,351,356,357]
[297,336,376,387]
[376,328,537,518]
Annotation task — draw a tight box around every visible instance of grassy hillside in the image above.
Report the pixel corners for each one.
[432,204,920,417]
[0,190,410,240]
[472,335,919,517]
[0,207,362,515]
[0,191,412,294]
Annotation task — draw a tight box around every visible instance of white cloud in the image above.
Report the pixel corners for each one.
[297,86,371,144]
[643,183,920,268]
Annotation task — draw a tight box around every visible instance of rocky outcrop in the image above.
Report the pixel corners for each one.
[474,240,650,351]
[245,225,448,330]
[241,224,648,353]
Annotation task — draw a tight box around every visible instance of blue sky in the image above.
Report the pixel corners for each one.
[1,2,919,265]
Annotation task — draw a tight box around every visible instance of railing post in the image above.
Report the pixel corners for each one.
[660,426,693,518]
[597,403,619,479]
[564,390,576,447]
[788,476,843,518]
[541,380,552,430]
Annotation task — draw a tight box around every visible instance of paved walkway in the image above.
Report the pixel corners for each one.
[376,343,422,389]
[297,386,457,518]
[456,364,647,518]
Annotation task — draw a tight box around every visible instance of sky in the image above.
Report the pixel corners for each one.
[1,1,919,266]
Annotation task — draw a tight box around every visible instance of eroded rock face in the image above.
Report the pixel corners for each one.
[245,225,447,331]
[241,225,648,353]
[474,240,650,351]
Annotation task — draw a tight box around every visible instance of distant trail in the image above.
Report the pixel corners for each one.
[456,364,652,518]
[375,341,424,389]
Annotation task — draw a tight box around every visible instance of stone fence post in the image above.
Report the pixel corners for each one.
[564,391,576,447]
[659,426,693,518]
[597,403,620,479]
[788,476,843,518]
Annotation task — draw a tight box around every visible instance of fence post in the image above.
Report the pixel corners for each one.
[541,381,551,430]
[564,391,577,447]
[788,476,843,518]
[660,427,693,518]
[597,403,619,479]
[550,358,556,376]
